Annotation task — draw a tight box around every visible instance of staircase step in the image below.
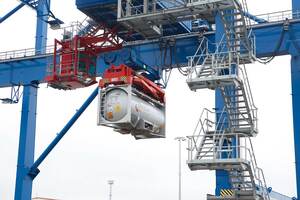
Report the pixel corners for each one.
[230,175,251,178]
[228,101,247,105]
[234,25,246,29]
[231,180,253,184]
[232,124,252,127]
[228,111,249,115]
[224,93,244,97]
[227,106,247,110]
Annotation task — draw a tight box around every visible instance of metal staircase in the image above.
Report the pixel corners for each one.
[219,0,254,63]
[187,108,269,200]
[220,65,258,136]
[186,0,257,136]
[184,1,267,199]
[187,37,257,135]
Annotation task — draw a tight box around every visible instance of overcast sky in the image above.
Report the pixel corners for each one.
[0,0,296,200]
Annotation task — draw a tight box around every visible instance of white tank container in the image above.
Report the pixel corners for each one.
[97,85,165,139]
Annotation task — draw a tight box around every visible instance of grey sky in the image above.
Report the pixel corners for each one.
[0,0,296,199]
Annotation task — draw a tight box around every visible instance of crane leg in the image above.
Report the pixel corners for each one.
[14,82,39,200]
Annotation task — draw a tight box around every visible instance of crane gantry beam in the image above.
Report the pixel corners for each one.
[1,19,300,88]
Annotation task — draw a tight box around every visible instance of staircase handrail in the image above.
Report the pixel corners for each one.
[187,131,270,200]
[187,107,228,160]
[240,136,270,200]
[187,37,209,66]
[187,37,209,78]
[239,64,258,131]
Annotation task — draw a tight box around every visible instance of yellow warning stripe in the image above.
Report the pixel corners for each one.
[220,189,234,197]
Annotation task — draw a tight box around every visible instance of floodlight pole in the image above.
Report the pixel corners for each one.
[175,137,186,200]
[108,180,114,200]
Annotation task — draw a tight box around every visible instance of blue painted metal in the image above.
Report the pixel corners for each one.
[14,0,49,199]
[19,0,40,10]
[28,87,99,178]
[0,0,62,27]
[2,20,300,88]
[293,0,300,13]
[0,3,25,24]
[244,12,268,24]
[76,0,114,8]
[291,50,300,200]
[292,1,300,199]
[35,0,49,53]
[14,82,38,200]
[214,13,231,196]
[76,0,189,40]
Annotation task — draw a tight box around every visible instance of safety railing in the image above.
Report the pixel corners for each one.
[47,52,96,77]
[253,10,300,24]
[187,132,270,199]
[57,17,99,40]
[77,17,99,36]
[118,0,186,18]
[187,107,228,160]
[187,37,209,76]
[186,34,239,80]
[0,46,54,61]
[239,0,251,27]
[61,21,86,40]
[186,28,256,78]
[239,64,258,132]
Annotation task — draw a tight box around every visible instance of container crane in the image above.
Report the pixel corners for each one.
[0,0,300,200]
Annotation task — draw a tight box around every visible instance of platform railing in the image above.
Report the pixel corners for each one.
[187,132,270,199]
[253,10,300,24]
[186,34,238,80]
[118,0,186,18]
[187,37,209,75]
[0,46,54,61]
[187,107,228,160]
[186,30,256,78]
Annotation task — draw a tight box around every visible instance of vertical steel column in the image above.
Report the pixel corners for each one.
[215,10,239,195]
[292,56,300,199]
[14,83,39,200]
[14,1,49,200]
[292,1,300,198]
[292,56,300,200]
[214,13,231,196]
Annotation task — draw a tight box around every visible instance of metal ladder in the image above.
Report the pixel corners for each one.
[187,108,270,200]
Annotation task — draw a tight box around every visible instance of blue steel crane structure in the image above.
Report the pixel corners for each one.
[1,0,300,199]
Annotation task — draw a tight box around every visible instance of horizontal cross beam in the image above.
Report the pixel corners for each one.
[1,19,300,88]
